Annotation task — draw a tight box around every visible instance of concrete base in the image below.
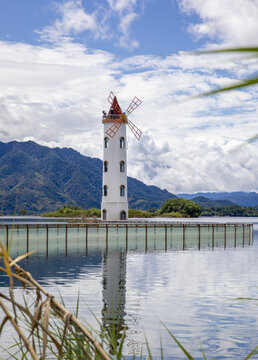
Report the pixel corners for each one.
[101,201,128,221]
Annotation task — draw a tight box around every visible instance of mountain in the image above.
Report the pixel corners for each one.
[191,196,236,208]
[0,141,176,214]
[178,192,258,207]
[128,178,174,210]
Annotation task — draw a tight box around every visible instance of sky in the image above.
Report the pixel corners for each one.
[0,0,258,194]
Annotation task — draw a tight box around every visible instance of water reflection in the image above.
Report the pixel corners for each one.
[0,219,257,359]
[102,252,127,352]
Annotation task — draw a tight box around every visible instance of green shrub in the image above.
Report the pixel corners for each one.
[160,198,202,218]
[158,211,184,218]
[128,209,152,218]
[42,206,101,218]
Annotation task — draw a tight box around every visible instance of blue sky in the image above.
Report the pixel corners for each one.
[0,0,204,54]
[0,0,257,193]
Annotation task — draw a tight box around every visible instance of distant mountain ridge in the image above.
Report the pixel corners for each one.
[0,141,176,214]
[191,196,236,208]
[178,192,258,207]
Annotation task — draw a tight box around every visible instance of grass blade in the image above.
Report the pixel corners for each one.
[42,297,51,360]
[197,78,258,98]
[244,346,258,360]
[9,251,35,267]
[160,333,164,360]
[197,47,258,55]
[117,326,127,360]
[162,322,195,360]
[144,332,153,360]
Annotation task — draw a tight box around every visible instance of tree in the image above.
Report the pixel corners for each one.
[19,209,27,216]
[160,198,201,217]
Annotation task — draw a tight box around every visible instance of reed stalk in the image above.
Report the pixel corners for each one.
[0,239,257,359]
[0,242,112,360]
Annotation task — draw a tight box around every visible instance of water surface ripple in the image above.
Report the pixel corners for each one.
[0,217,257,359]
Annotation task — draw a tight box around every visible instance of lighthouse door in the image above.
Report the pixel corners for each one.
[120,211,126,220]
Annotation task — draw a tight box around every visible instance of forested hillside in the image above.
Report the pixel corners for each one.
[0,141,176,214]
[178,192,258,207]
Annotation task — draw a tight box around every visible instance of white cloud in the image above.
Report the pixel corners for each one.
[178,0,258,47]
[1,36,257,193]
[38,0,141,49]
[106,0,140,48]
[1,0,258,194]
[38,0,99,42]
[54,0,97,34]
[118,12,139,49]
[107,0,137,13]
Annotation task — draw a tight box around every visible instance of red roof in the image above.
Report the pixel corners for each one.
[108,96,122,115]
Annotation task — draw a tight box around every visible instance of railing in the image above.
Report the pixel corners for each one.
[0,223,253,257]
[102,114,121,120]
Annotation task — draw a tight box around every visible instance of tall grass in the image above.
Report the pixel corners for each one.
[0,241,111,359]
[0,239,257,359]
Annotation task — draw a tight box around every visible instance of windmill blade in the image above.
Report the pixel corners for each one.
[127,119,142,141]
[107,91,115,105]
[125,97,142,117]
[106,117,123,138]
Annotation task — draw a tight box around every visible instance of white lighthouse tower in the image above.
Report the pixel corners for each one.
[101,92,142,221]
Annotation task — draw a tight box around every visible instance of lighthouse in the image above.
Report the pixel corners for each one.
[101,92,142,221]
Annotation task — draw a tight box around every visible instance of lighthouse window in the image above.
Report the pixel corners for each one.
[104,137,109,148]
[120,161,125,172]
[103,209,107,220]
[120,137,125,148]
[120,211,126,220]
[120,185,125,196]
[103,185,108,196]
[104,161,108,172]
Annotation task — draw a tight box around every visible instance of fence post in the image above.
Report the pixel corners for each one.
[85,224,88,255]
[171,225,173,249]
[183,225,185,251]
[126,224,128,252]
[106,224,108,252]
[145,224,148,252]
[224,224,226,249]
[198,224,201,250]
[234,224,237,248]
[5,225,8,249]
[165,224,167,251]
[26,225,29,255]
[242,224,245,247]
[212,224,214,250]
[65,225,68,256]
[46,225,49,258]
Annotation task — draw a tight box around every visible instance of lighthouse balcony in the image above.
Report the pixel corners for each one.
[102,114,121,122]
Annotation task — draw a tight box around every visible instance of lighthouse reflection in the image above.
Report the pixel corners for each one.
[101,251,127,352]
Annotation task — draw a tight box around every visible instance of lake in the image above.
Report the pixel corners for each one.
[0,217,257,359]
